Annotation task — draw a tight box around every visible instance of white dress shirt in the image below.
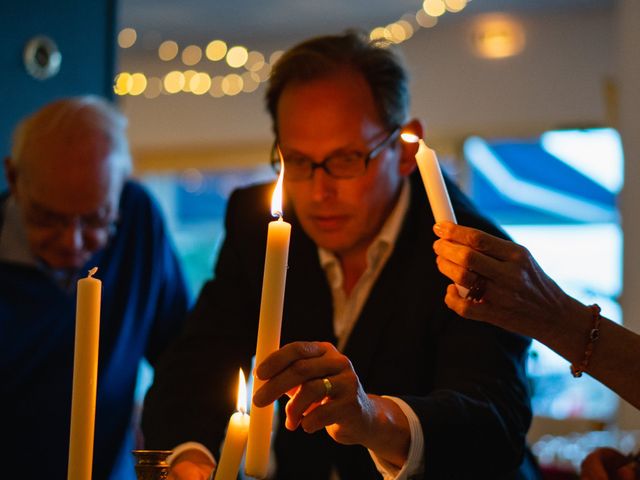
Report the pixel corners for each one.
[318,180,424,480]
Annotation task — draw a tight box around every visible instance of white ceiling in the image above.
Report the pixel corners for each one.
[119,0,615,45]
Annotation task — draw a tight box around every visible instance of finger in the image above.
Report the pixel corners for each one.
[433,236,504,279]
[435,255,482,288]
[581,448,628,480]
[433,238,506,283]
[616,464,638,480]
[434,222,521,262]
[443,283,513,328]
[253,351,348,407]
[284,377,334,430]
[443,284,487,321]
[256,341,327,380]
[299,399,340,434]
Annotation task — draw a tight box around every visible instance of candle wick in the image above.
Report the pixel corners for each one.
[87,267,98,278]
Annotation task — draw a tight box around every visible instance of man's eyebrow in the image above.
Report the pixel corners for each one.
[29,198,114,219]
[29,198,61,217]
[281,144,362,158]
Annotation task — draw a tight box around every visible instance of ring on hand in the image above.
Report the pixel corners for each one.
[322,377,333,398]
[466,276,487,302]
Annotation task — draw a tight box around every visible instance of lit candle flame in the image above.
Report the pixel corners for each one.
[236,368,248,414]
[271,146,285,218]
[400,132,420,144]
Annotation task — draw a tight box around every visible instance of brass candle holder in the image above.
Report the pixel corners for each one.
[132,450,172,480]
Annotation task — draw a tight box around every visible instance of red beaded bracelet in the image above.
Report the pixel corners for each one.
[570,304,602,378]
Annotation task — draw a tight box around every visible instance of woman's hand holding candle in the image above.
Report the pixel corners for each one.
[401,133,470,299]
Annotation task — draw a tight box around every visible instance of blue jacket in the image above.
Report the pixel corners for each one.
[0,181,189,479]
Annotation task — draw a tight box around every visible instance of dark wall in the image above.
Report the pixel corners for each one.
[0,0,117,191]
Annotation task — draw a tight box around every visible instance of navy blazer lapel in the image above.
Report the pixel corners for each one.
[342,176,437,386]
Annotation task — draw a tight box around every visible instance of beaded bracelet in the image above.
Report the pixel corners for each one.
[570,303,602,378]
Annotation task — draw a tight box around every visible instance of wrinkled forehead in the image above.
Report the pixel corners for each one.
[19,136,125,216]
[276,71,383,150]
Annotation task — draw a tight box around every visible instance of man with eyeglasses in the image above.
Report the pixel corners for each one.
[143,32,538,479]
[0,96,189,479]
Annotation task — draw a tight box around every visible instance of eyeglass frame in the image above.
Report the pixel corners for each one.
[22,195,120,238]
[270,126,401,181]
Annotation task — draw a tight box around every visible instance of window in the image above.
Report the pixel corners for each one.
[463,128,624,420]
[141,165,276,298]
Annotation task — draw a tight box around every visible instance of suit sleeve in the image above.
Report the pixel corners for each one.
[401,315,532,477]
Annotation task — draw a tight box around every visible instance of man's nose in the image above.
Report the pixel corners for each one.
[59,220,85,251]
[310,167,336,202]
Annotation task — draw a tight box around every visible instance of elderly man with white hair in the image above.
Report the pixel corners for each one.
[0,96,189,479]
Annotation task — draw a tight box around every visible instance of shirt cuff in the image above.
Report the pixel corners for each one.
[368,396,425,480]
[167,441,217,468]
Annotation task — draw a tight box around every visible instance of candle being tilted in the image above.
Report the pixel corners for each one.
[245,151,291,479]
[214,369,250,480]
[401,133,469,298]
[68,267,102,480]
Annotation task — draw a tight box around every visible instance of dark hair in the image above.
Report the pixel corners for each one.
[266,30,410,135]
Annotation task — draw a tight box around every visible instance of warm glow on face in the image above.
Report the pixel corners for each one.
[401,132,420,143]
[271,147,285,218]
[236,369,247,414]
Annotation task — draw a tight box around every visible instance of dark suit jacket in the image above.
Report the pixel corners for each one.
[143,172,538,479]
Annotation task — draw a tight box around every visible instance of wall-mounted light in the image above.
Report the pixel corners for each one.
[24,35,61,80]
[471,14,526,59]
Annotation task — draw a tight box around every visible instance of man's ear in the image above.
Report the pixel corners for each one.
[4,157,18,195]
[398,119,424,177]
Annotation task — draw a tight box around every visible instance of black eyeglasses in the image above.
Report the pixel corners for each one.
[270,127,401,181]
[23,197,119,238]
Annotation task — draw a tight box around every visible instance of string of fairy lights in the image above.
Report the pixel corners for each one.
[114,0,471,99]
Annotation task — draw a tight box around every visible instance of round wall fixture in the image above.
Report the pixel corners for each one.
[23,35,62,80]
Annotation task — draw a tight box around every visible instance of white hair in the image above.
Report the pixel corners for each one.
[10,95,132,176]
